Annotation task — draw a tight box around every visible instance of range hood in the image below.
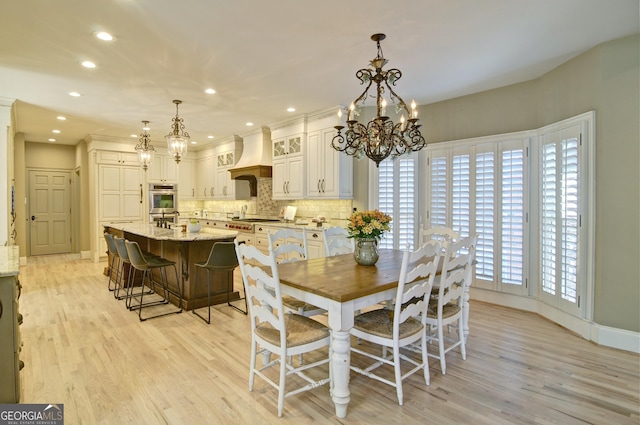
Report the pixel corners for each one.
[229,126,272,180]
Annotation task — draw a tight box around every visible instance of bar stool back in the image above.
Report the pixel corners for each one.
[125,240,183,321]
[193,241,246,324]
[104,233,120,292]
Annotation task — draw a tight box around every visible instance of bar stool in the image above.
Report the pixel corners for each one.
[125,240,183,321]
[193,241,246,324]
[113,236,154,303]
[104,233,121,292]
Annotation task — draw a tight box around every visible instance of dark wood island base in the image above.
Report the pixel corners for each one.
[104,224,239,311]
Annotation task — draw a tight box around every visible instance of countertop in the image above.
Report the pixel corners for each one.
[105,223,238,241]
[0,246,20,277]
[191,217,346,232]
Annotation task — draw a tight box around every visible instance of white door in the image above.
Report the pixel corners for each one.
[29,170,72,255]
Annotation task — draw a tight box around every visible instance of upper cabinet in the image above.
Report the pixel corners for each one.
[215,141,251,200]
[306,109,353,199]
[96,150,139,166]
[271,118,306,200]
[196,154,216,199]
[148,153,178,184]
[178,157,196,199]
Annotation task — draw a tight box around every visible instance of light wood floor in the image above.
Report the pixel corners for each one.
[17,254,639,424]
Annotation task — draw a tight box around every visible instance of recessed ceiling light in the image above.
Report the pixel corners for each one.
[69,92,81,97]
[207,135,214,139]
[81,61,96,69]
[287,107,296,112]
[246,122,254,127]
[48,138,56,142]
[142,125,150,131]
[205,88,216,94]
[56,116,66,121]
[190,140,197,144]
[95,31,114,41]
[52,129,61,134]
[130,134,137,138]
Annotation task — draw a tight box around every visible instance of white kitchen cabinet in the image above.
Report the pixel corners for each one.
[96,150,140,166]
[306,109,353,199]
[148,154,178,184]
[178,158,196,199]
[306,228,325,259]
[98,164,145,221]
[215,150,251,200]
[272,134,304,199]
[196,155,216,199]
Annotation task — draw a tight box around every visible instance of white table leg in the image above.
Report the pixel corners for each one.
[330,330,351,418]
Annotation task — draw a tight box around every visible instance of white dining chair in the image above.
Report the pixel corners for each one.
[425,234,476,374]
[268,228,325,318]
[421,226,459,244]
[349,240,442,405]
[234,239,332,417]
[322,226,354,256]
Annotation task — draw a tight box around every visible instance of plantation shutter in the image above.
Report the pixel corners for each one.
[500,144,526,287]
[475,147,495,281]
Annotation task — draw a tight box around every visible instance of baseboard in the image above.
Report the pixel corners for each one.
[591,324,640,353]
[80,250,91,259]
[19,256,28,266]
[469,287,640,354]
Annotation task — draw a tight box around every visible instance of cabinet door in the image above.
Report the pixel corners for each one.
[272,159,287,199]
[196,156,215,198]
[178,158,196,199]
[286,155,304,198]
[163,155,178,183]
[306,131,322,198]
[121,167,144,220]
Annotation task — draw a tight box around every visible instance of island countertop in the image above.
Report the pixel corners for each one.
[105,223,238,241]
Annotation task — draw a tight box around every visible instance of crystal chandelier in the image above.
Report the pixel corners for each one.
[332,33,426,167]
[165,99,189,164]
[135,120,155,171]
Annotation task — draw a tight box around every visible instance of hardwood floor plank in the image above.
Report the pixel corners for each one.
[16,254,640,424]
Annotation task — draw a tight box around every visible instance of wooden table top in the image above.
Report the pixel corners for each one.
[276,249,405,303]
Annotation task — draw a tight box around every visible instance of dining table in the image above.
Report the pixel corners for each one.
[275,249,408,418]
[276,248,475,418]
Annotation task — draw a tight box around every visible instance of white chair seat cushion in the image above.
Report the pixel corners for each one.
[255,314,330,348]
[354,309,423,339]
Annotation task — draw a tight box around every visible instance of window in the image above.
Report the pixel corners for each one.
[427,139,528,295]
[375,155,418,250]
[423,112,593,320]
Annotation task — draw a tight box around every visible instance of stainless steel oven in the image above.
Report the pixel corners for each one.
[149,184,178,214]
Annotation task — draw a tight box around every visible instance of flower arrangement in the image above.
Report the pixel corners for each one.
[346,209,392,240]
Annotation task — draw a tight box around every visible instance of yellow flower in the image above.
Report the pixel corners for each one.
[346,209,392,240]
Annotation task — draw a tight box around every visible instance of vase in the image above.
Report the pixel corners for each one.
[353,238,379,266]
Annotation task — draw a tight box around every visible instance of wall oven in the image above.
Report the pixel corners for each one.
[149,184,178,227]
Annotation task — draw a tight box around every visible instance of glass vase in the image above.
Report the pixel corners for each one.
[354,238,379,266]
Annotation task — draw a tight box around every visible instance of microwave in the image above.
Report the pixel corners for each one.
[149,184,178,214]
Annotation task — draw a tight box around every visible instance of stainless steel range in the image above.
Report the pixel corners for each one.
[224,218,281,233]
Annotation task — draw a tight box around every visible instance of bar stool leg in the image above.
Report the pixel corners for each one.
[193,267,212,324]
[227,273,247,315]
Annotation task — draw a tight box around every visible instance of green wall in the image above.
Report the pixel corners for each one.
[421,34,639,332]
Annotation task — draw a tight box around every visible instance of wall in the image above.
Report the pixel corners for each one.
[25,142,76,169]
[420,34,639,333]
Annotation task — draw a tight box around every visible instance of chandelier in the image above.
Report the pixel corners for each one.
[134,120,155,171]
[332,33,426,167]
[165,99,189,164]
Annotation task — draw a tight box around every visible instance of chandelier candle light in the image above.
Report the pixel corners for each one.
[332,33,426,167]
[135,120,155,171]
[165,99,190,164]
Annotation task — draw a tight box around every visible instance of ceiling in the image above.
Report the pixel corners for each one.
[1,0,638,150]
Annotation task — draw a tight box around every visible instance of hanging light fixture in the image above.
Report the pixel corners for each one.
[332,33,426,167]
[135,120,155,171]
[165,99,189,164]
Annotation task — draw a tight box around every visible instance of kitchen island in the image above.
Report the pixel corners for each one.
[103,223,239,310]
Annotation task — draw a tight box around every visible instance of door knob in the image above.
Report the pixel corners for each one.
[31,215,36,220]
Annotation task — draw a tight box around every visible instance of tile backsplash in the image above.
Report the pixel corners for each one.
[179,178,353,225]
